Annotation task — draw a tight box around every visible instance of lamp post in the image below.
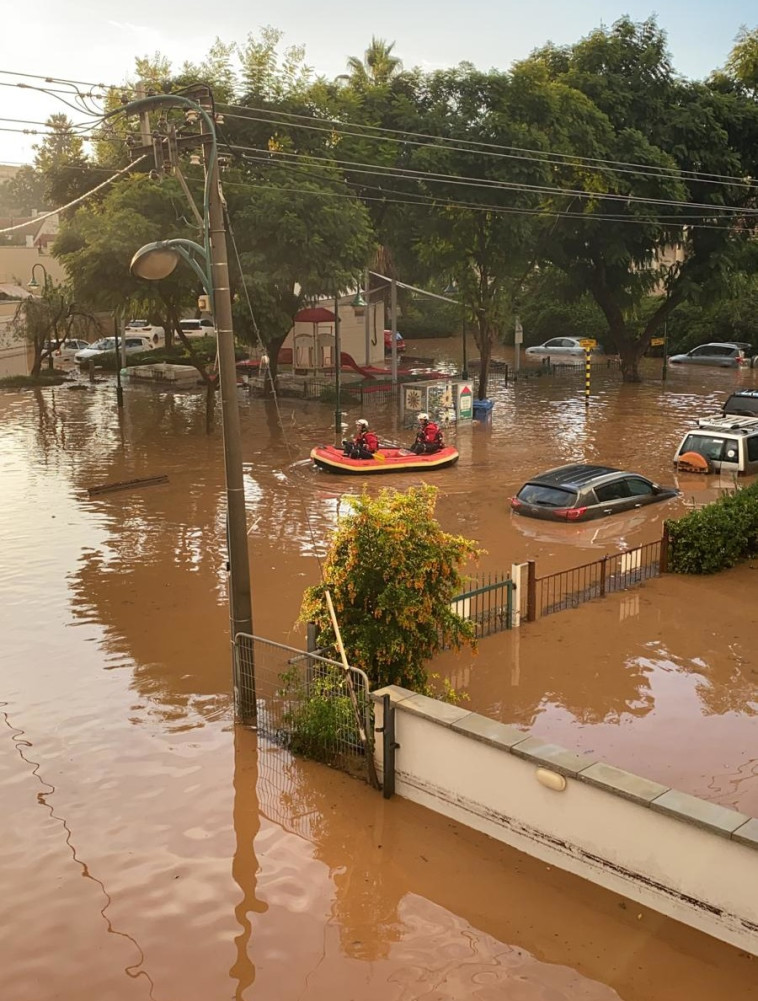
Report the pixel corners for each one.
[27,263,50,294]
[124,92,255,723]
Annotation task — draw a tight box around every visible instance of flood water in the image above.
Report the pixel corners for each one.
[1,343,757,999]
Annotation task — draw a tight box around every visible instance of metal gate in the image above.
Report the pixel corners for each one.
[234,633,373,781]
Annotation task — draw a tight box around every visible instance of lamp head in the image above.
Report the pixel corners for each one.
[27,276,39,290]
[130,242,181,281]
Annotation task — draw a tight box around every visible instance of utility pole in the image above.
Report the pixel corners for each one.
[121,88,255,722]
[202,125,255,718]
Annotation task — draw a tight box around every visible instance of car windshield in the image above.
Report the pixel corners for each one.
[128,320,148,327]
[517,483,578,508]
[680,433,738,462]
[181,320,201,328]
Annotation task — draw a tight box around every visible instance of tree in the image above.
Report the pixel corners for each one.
[725,26,758,94]
[346,38,403,88]
[33,114,97,207]
[227,168,373,386]
[54,174,198,335]
[300,485,480,691]
[524,18,758,381]
[0,166,49,217]
[12,285,69,377]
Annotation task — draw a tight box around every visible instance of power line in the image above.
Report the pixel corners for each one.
[219,102,755,189]
[226,143,758,217]
[0,157,145,235]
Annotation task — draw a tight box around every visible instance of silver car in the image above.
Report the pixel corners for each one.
[525,337,602,357]
[668,342,751,368]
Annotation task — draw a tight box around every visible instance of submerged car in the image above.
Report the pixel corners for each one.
[42,338,90,361]
[668,342,751,368]
[525,337,601,357]
[722,390,758,418]
[511,464,678,522]
[383,329,405,353]
[75,336,154,365]
[674,415,758,476]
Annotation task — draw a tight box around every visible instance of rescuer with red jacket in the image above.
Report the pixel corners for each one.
[343,418,379,459]
[410,412,444,454]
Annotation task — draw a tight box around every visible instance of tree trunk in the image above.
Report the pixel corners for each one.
[476,314,491,400]
[617,335,644,383]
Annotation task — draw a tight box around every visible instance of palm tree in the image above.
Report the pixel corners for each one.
[346,38,402,87]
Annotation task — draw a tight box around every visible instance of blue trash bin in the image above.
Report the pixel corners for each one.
[472,398,494,421]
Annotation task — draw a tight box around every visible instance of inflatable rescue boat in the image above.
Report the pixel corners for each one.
[310,444,459,475]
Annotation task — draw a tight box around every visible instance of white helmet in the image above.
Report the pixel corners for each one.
[356,418,369,429]
[417,412,429,422]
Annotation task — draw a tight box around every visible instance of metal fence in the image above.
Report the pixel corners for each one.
[234,634,373,780]
[450,571,514,637]
[530,538,663,619]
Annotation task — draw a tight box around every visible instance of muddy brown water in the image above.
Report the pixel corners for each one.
[1,347,757,999]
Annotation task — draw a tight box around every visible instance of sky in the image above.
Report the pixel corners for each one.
[1,0,755,167]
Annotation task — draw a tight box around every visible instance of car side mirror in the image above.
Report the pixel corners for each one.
[651,484,661,494]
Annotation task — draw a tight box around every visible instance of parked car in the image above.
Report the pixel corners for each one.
[510,464,678,522]
[126,319,165,345]
[668,342,752,368]
[179,317,216,339]
[383,329,405,353]
[525,337,601,357]
[722,390,758,417]
[41,338,90,361]
[674,415,758,476]
[74,336,154,365]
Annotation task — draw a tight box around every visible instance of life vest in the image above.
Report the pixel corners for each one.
[420,421,442,446]
[356,430,379,453]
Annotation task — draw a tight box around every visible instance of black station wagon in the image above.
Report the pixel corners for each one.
[511,464,678,522]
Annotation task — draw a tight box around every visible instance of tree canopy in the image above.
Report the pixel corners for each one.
[300,485,480,691]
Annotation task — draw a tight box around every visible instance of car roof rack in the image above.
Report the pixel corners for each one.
[695,415,758,433]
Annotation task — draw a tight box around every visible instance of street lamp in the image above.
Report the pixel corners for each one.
[444,282,468,379]
[27,262,50,293]
[122,92,255,723]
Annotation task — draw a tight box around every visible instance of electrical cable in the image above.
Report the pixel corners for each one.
[223,142,758,217]
[218,101,756,188]
[0,157,146,235]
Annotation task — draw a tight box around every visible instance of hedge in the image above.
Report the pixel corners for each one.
[667,481,758,574]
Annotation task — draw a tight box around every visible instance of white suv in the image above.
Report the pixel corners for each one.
[179,318,216,339]
[674,416,758,475]
[126,319,165,345]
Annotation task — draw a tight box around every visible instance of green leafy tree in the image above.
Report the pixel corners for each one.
[54,174,197,337]
[227,168,373,386]
[300,485,481,691]
[12,284,69,377]
[0,166,49,217]
[525,17,758,381]
[725,26,758,93]
[345,38,403,88]
[33,113,97,207]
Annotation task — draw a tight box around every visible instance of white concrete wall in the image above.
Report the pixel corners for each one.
[373,687,758,956]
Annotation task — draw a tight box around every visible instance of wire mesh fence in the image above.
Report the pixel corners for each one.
[235,634,373,781]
